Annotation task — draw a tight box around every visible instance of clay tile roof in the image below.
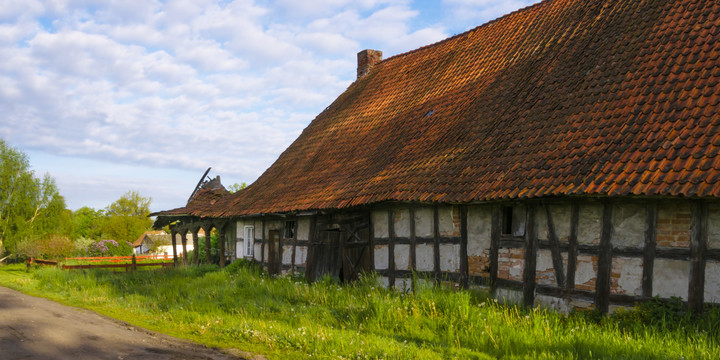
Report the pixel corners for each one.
[151,187,230,217]
[190,0,720,217]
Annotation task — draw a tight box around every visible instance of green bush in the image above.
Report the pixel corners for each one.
[83,239,133,257]
[15,235,75,260]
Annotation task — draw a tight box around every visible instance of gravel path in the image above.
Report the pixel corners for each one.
[0,286,255,360]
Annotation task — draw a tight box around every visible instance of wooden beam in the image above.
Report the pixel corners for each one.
[180,229,188,266]
[460,205,469,289]
[433,205,441,285]
[543,202,566,288]
[170,228,178,267]
[260,218,266,266]
[192,228,200,265]
[204,225,212,264]
[291,218,298,273]
[595,201,613,314]
[689,200,708,314]
[566,201,579,289]
[409,207,417,292]
[642,201,658,298]
[522,204,538,307]
[218,224,226,268]
[490,205,501,295]
[388,210,396,289]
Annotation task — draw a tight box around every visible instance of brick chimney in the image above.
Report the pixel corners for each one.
[357,49,382,79]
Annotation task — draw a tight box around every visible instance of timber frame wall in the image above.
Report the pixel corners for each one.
[240,197,720,313]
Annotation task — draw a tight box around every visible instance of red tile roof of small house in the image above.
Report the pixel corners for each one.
[164,0,720,218]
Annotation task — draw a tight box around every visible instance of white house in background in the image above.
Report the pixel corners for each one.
[133,230,203,255]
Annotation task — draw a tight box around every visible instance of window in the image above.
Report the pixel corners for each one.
[284,220,296,239]
[244,226,255,257]
[501,204,527,237]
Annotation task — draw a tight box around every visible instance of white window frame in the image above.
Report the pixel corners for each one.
[244,225,255,257]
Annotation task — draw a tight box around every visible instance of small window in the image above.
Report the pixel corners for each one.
[284,220,296,239]
[244,226,255,257]
[501,205,527,237]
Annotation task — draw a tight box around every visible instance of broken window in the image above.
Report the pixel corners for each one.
[285,220,296,239]
[501,204,526,237]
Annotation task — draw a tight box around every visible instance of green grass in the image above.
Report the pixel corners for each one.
[0,261,718,359]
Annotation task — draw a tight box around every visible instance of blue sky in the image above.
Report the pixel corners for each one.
[0,0,540,212]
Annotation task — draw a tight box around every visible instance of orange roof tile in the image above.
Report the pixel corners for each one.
[179,0,720,217]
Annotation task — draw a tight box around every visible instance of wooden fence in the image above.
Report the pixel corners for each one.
[28,255,177,272]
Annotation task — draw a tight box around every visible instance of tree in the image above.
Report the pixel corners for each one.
[227,182,247,193]
[0,139,70,255]
[101,191,152,244]
[71,206,105,240]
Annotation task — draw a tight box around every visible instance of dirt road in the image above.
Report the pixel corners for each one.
[0,286,250,360]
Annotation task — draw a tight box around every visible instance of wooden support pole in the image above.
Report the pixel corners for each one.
[180,229,188,266]
[543,202,566,288]
[170,228,178,267]
[490,205,501,295]
[460,205,469,289]
[368,211,375,275]
[306,215,317,279]
[433,205,441,285]
[204,226,212,264]
[192,229,200,266]
[689,200,708,314]
[566,202,579,289]
[218,224,226,268]
[595,201,613,314]
[642,201,658,298]
[388,210,396,289]
[522,204,538,307]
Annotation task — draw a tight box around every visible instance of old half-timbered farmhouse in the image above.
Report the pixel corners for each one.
[153,0,720,313]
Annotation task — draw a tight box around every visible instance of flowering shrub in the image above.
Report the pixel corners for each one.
[84,239,133,257]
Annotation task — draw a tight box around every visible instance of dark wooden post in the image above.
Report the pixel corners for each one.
[433,205,441,285]
[203,225,212,264]
[566,202,579,289]
[170,228,178,267]
[409,207,417,292]
[460,205,469,289]
[642,201,658,298]
[218,223,226,268]
[261,218,266,266]
[595,201,614,314]
[192,228,200,265]
[490,205,501,295]
[689,200,708,314]
[180,229,188,265]
[522,204,537,307]
[544,202,565,288]
[388,210,396,289]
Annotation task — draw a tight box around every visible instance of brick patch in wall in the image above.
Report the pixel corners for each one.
[657,203,691,248]
[498,248,524,281]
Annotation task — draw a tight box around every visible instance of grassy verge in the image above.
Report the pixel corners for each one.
[0,261,718,359]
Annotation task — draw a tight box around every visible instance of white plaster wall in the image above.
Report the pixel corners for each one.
[536,250,554,273]
[297,217,311,241]
[535,294,570,313]
[708,204,720,249]
[253,243,262,262]
[415,243,434,271]
[537,204,571,242]
[613,257,643,296]
[282,245,293,265]
[254,220,263,237]
[373,210,389,239]
[415,207,433,238]
[394,244,410,270]
[575,255,596,287]
[704,260,720,303]
[265,220,282,237]
[439,244,460,272]
[495,288,523,305]
[374,245,388,270]
[612,202,645,248]
[395,278,412,292]
[578,203,602,245]
[653,259,690,299]
[467,205,491,257]
[393,208,411,238]
[438,206,457,237]
[295,246,307,266]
